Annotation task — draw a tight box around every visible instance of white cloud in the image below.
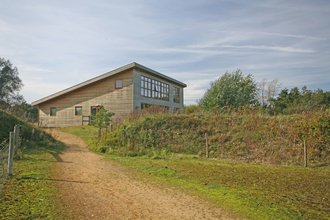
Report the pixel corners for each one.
[17,66,55,73]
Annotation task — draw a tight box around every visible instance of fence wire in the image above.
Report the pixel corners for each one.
[0,139,9,192]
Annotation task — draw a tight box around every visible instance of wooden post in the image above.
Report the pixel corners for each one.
[110,123,113,132]
[81,115,83,125]
[14,125,20,155]
[8,132,14,175]
[98,129,101,138]
[205,133,209,158]
[31,128,35,141]
[304,140,307,167]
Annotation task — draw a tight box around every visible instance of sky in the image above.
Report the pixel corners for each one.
[0,0,329,105]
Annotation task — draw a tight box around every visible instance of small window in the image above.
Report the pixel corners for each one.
[116,79,123,89]
[50,107,56,116]
[75,107,82,116]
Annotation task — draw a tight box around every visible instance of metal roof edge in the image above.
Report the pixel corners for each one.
[133,62,187,87]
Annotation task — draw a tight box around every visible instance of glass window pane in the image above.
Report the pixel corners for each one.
[76,107,81,115]
[145,89,147,96]
[141,88,144,95]
[50,108,56,116]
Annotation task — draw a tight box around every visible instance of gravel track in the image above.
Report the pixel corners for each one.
[49,129,231,219]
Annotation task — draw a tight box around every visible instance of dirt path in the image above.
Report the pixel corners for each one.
[49,130,231,219]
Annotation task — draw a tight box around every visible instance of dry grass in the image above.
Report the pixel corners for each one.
[93,107,330,166]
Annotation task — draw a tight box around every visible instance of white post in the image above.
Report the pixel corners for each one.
[8,132,14,175]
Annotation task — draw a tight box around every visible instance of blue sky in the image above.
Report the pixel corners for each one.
[1,0,329,105]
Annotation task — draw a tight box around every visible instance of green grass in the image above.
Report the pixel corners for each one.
[107,155,330,220]
[0,140,72,219]
[60,125,330,220]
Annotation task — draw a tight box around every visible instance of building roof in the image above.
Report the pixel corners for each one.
[32,62,187,106]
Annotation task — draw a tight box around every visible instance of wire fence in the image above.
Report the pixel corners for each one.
[0,139,9,192]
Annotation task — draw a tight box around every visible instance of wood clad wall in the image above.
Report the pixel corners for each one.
[38,69,134,127]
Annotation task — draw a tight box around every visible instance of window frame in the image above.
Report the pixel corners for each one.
[173,86,180,103]
[91,106,103,120]
[50,107,56,116]
[75,106,82,116]
[141,75,169,101]
[115,79,123,89]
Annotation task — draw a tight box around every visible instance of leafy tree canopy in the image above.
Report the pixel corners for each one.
[0,58,24,105]
[197,69,258,111]
[89,108,115,130]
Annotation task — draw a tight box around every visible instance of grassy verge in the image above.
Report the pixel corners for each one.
[0,140,72,219]
[107,155,330,220]
[59,125,330,220]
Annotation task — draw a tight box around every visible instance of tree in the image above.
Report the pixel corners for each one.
[89,108,115,130]
[197,69,258,110]
[257,78,282,107]
[0,58,24,105]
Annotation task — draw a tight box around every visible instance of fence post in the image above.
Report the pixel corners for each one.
[304,140,308,167]
[8,132,14,175]
[205,133,209,158]
[14,125,20,155]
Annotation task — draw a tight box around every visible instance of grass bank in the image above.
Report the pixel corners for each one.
[0,110,71,219]
[83,109,330,166]
[59,125,330,220]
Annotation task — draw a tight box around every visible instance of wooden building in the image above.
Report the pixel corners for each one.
[32,62,187,127]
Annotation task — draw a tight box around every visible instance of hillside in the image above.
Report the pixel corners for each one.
[89,109,330,166]
[0,109,45,144]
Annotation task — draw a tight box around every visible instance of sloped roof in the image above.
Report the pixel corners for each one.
[32,62,187,106]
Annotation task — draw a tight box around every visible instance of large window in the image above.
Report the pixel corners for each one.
[141,76,169,101]
[173,87,180,103]
[50,107,56,116]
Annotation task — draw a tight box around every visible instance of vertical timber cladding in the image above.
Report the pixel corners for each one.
[133,68,184,113]
[38,69,134,127]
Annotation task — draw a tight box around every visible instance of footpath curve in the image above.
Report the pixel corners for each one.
[49,129,231,219]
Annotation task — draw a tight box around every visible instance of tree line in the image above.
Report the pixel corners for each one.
[1,57,329,118]
[196,69,330,114]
